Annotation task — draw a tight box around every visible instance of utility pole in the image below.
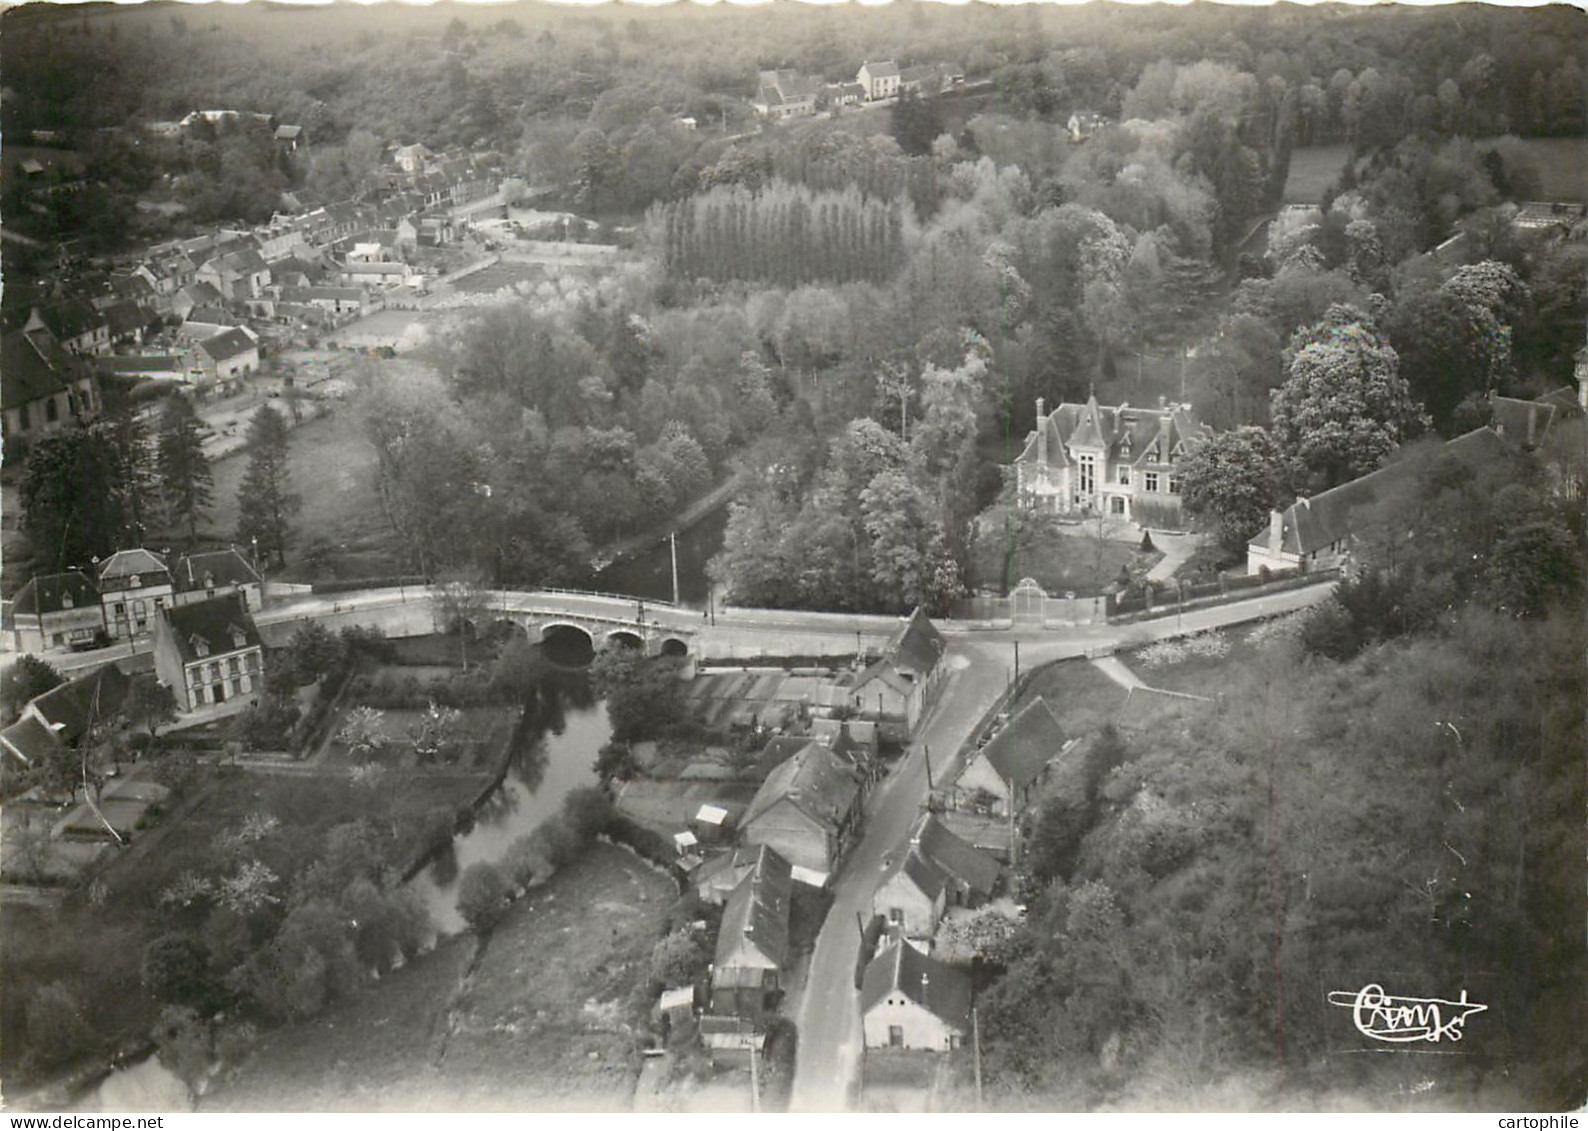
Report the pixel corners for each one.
[669,531,680,608]
[924,743,933,792]
[972,1006,984,1110]
[749,1033,761,1113]
[1013,641,1020,687]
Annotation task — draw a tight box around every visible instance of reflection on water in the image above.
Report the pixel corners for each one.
[590,503,728,605]
[408,676,609,936]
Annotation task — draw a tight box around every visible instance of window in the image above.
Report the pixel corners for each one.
[889,907,903,923]
[1110,497,1126,515]
[889,1026,904,1048]
[1145,472,1160,493]
[207,662,220,682]
[18,404,30,431]
[228,656,241,676]
[46,397,59,423]
[1117,466,1130,485]
[191,634,209,658]
[1168,476,1180,495]
[189,669,203,688]
[114,603,125,619]
[61,592,73,609]
[230,679,242,698]
[52,633,64,647]
[1078,455,1095,497]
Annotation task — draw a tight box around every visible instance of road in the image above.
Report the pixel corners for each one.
[787,580,1336,1111]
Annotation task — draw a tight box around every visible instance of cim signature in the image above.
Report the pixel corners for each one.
[1326,984,1489,1044]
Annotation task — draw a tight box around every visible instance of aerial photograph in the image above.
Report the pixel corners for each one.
[0,0,1583,1115]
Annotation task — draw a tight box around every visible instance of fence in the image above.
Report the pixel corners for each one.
[311,575,428,595]
[1108,567,1341,622]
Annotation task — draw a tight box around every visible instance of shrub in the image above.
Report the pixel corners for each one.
[503,833,550,890]
[456,862,511,932]
[142,933,218,1010]
[561,786,613,840]
[648,928,706,987]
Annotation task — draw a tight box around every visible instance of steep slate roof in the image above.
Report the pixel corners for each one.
[887,607,946,678]
[97,548,171,583]
[889,847,949,901]
[977,697,1069,793]
[30,663,131,745]
[32,299,106,343]
[1248,428,1512,559]
[913,812,999,898]
[104,300,154,338]
[861,60,900,78]
[1015,396,1212,469]
[713,846,792,971]
[174,549,261,593]
[1,714,61,766]
[12,571,98,616]
[2,330,82,410]
[744,740,862,831]
[161,593,262,666]
[860,940,972,1032]
[199,329,257,363]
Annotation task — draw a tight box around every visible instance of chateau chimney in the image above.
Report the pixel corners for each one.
[1268,508,1284,553]
[1035,398,1048,466]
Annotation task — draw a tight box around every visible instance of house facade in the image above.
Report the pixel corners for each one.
[96,548,176,640]
[1014,393,1213,528]
[741,740,864,875]
[195,329,259,392]
[1,330,103,444]
[850,608,948,738]
[153,593,265,712]
[25,301,111,356]
[9,571,106,652]
[857,60,901,100]
[708,847,792,1022]
[860,941,972,1051]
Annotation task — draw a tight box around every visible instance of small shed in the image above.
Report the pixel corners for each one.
[691,803,734,844]
[673,829,699,856]
[658,985,696,1028]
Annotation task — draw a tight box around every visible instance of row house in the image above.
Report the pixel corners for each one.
[341,260,412,288]
[860,941,972,1052]
[275,285,370,317]
[171,282,225,323]
[195,328,260,393]
[849,608,949,740]
[740,737,865,876]
[753,69,821,119]
[1013,392,1214,529]
[196,248,272,302]
[153,592,265,713]
[135,252,198,300]
[899,63,965,96]
[951,697,1074,817]
[1,329,103,444]
[872,813,1000,943]
[13,547,264,651]
[823,82,866,109]
[707,846,792,1023]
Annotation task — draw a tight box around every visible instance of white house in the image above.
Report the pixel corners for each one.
[857,60,901,101]
[860,940,972,1051]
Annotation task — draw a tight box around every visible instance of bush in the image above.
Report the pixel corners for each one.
[503,833,550,890]
[142,933,219,1011]
[456,862,511,932]
[561,786,613,840]
[648,927,706,987]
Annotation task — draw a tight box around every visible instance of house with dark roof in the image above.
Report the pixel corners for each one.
[1014,392,1214,529]
[96,548,176,640]
[1245,426,1519,576]
[857,60,902,100]
[860,940,972,1051]
[173,549,264,613]
[171,281,225,322]
[753,69,821,119]
[195,329,259,393]
[103,299,159,347]
[742,738,865,874]
[873,813,1000,941]
[709,846,793,1021]
[850,607,948,738]
[9,571,106,653]
[152,593,264,712]
[25,300,111,356]
[952,697,1072,816]
[1,663,131,769]
[2,330,103,443]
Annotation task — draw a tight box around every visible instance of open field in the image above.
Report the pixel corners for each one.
[0,763,487,1090]
[199,402,398,581]
[449,260,553,295]
[205,840,676,1111]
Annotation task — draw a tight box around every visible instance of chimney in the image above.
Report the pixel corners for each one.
[1035,398,1048,466]
[1527,404,1538,446]
[1268,508,1284,553]
[1158,395,1166,409]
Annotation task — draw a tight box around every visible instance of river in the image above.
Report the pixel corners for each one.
[82,675,611,1111]
[409,677,608,936]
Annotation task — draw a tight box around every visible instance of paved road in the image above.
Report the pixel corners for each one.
[787,581,1336,1111]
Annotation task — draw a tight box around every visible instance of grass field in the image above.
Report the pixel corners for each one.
[205,841,676,1111]
[1285,137,1588,205]
[198,402,399,581]
[450,261,553,294]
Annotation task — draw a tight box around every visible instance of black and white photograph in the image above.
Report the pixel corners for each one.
[0,0,1583,1116]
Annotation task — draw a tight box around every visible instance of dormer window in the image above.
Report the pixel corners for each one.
[61,592,73,609]
[130,574,142,588]
[190,634,210,658]
[204,572,216,592]
[230,625,248,650]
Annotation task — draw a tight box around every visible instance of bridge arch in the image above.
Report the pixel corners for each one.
[539,621,596,666]
[659,637,690,658]
[605,629,644,651]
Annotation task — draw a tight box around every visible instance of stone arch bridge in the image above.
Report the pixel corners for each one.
[480,605,695,660]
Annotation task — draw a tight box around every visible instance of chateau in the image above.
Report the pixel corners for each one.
[1012,392,1213,528]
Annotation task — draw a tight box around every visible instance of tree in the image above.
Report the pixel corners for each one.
[1269,306,1428,489]
[126,678,177,739]
[591,650,686,742]
[335,706,388,763]
[407,700,462,765]
[20,428,125,572]
[1483,521,1583,619]
[431,569,491,668]
[648,927,706,986]
[2,654,63,723]
[235,405,299,569]
[156,396,214,547]
[284,621,344,686]
[142,934,218,1011]
[456,861,511,932]
[1177,427,1297,556]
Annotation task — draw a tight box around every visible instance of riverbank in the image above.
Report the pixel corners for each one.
[203,840,676,1111]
